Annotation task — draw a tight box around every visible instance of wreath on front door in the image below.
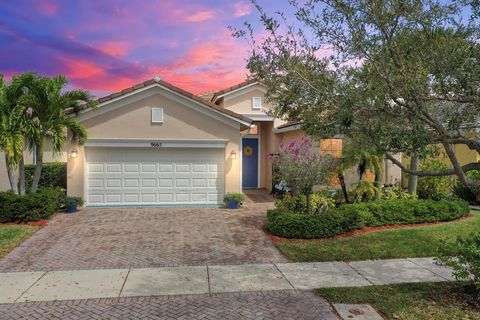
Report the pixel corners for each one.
[244,146,254,156]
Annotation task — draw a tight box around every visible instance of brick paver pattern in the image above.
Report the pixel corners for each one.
[0,290,338,320]
[0,192,283,272]
[0,204,283,272]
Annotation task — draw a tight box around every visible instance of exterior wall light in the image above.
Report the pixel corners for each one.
[230,150,237,160]
[70,149,78,159]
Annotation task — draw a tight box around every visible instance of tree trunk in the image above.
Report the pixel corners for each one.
[408,153,420,194]
[338,172,350,203]
[18,155,25,195]
[306,192,312,214]
[5,154,18,195]
[374,168,383,199]
[31,139,45,193]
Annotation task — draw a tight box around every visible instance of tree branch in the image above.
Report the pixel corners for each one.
[385,153,480,177]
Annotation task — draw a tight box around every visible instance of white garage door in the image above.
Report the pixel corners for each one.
[85,148,225,206]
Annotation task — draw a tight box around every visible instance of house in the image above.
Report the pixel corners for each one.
[0,78,401,206]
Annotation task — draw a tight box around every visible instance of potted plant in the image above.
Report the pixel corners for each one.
[65,197,84,213]
[224,192,245,209]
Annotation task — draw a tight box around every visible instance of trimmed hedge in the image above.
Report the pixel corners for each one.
[0,188,66,223]
[267,208,363,238]
[25,162,67,190]
[266,199,470,239]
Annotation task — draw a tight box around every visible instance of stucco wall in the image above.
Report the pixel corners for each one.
[221,86,273,115]
[0,141,66,191]
[67,92,242,198]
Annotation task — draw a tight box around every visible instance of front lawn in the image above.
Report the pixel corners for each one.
[0,225,38,258]
[319,282,480,320]
[276,210,479,262]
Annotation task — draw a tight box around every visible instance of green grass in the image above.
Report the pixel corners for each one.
[276,210,480,262]
[319,282,480,320]
[0,225,38,258]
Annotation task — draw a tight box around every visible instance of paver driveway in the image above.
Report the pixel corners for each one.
[0,195,283,272]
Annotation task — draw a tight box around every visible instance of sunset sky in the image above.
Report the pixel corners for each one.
[0,0,288,97]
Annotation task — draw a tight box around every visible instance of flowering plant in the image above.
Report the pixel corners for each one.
[273,136,336,211]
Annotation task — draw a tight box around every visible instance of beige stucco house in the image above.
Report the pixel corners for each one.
[0,78,401,207]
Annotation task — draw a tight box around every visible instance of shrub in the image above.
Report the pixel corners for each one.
[25,162,67,190]
[0,188,66,223]
[267,198,469,238]
[275,192,335,214]
[65,197,84,208]
[349,181,380,202]
[437,232,480,293]
[266,208,364,239]
[223,192,245,203]
[453,170,480,204]
[417,158,451,200]
[381,187,417,200]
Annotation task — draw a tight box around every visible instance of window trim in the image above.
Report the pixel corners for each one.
[252,96,262,110]
[151,107,164,123]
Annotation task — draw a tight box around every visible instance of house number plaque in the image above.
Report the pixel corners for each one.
[150,142,162,147]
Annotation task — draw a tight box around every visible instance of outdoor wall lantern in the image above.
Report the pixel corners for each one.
[70,148,78,159]
[230,150,237,160]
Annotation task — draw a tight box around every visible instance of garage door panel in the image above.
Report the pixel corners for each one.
[106,194,122,203]
[141,178,156,188]
[88,194,104,204]
[106,163,122,173]
[88,163,104,173]
[158,178,173,188]
[124,164,139,173]
[124,179,139,188]
[175,193,190,202]
[158,193,174,202]
[175,178,190,188]
[159,164,173,172]
[88,179,104,188]
[124,194,140,203]
[86,148,225,206]
[175,164,190,173]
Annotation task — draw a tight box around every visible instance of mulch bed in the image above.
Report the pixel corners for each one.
[268,213,475,243]
[1,219,49,227]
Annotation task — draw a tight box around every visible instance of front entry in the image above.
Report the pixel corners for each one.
[242,137,259,188]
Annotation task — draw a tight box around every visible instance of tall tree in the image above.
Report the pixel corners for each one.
[20,75,93,192]
[0,76,23,194]
[235,0,480,187]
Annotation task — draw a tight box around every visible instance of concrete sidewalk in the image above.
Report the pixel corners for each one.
[0,257,453,304]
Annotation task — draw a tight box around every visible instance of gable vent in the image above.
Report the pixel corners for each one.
[151,108,164,123]
[252,97,262,110]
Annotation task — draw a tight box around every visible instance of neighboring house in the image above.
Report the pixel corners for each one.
[0,141,67,191]
[0,78,401,206]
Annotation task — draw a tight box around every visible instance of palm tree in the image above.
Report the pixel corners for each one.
[337,142,385,202]
[20,75,93,192]
[0,76,27,194]
[6,73,39,194]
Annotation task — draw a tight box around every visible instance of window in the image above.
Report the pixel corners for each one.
[252,96,262,110]
[320,139,342,158]
[151,108,164,123]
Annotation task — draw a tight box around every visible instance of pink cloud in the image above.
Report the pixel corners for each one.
[98,41,130,58]
[184,10,216,22]
[38,2,58,15]
[59,56,104,79]
[233,2,252,17]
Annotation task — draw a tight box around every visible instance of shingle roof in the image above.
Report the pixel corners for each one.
[211,80,257,102]
[276,121,303,130]
[197,90,216,102]
[71,78,252,125]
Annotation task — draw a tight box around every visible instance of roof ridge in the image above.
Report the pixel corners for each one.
[71,78,252,125]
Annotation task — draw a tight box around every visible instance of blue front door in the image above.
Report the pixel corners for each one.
[242,138,258,188]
